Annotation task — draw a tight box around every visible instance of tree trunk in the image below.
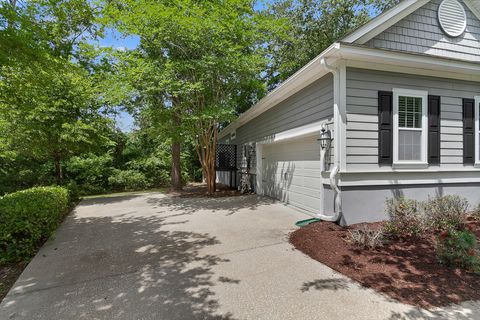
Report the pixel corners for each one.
[54,155,63,185]
[170,141,182,191]
[170,99,183,192]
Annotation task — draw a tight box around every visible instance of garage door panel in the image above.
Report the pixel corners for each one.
[262,135,321,214]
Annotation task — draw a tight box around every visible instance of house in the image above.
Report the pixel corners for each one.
[217,0,480,225]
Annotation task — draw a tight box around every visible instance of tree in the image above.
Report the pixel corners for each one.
[264,0,373,88]
[0,0,114,184]
[105,0,280,194]
[0,62,114,183]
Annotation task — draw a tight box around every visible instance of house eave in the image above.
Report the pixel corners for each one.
[335,43,480,82]
[219,43,340,139]
[220,43,480,140]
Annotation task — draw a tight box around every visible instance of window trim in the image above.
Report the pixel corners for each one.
[392,88,429,169]
[475,96,480,167]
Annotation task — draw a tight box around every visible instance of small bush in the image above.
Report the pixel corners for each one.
[349,226,385,249]
[423,195,469,231]
[436,229,480,273]
[65,180,80,202]
[472,204,480,220]
[0,186,70,262]
[108,169,150,191]
[384,197,425,237]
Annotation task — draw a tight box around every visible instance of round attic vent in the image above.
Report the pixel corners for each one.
[438,0,467,37]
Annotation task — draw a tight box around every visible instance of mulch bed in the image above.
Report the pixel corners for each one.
[0,262,27,302]
[169,183,245,198]
[290,219,480,309]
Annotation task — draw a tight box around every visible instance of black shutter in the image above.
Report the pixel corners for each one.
[378,91,393,165]
[463,98,475,165]
[428,95,441,165]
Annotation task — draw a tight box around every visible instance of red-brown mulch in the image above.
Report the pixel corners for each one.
[169,183,244,198]
[290,219,480,309]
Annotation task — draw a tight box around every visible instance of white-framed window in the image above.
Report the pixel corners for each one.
[475,96,480,167]
[392,88,428,168]
[230,130,236,140]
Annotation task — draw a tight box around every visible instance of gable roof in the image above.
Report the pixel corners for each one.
[342,0,480,44]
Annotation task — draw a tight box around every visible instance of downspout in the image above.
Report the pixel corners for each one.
[317,58,342,223]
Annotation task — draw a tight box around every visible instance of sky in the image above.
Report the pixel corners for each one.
[96,29,139,132]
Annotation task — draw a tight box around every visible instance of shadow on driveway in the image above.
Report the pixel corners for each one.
[1,196,242,319]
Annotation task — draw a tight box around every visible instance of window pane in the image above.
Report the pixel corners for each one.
[398,96,422,128]
[398,130,422,161]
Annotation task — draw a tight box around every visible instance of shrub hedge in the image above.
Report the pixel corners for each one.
[0,186,70,262]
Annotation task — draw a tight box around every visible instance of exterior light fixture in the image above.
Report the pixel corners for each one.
[319,127,332,150]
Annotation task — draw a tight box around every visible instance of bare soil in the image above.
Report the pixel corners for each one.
[290,219,480,309]
[0,261,27,302]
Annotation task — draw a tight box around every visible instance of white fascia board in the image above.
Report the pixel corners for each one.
[256,120,327,145]
[335,44,480,81]
[342,0,430,44]
[464,0,480,21]
[219,43,340,139]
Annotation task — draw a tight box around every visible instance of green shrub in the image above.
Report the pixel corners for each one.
[65,180,80,202]
[108,169,150,191]
[422,195,469,231]
[0,186,70,262]
[384,197,425,237]
[436,229,480,273]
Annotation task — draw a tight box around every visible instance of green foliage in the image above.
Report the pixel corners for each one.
[65,154,114,195]
[436,229,480,273]
[264,0,372,88]
[422,195,469,231]
[108,169,149,191]
[65,181,80,203]
[384,197,425,237]
[0,186,70,262]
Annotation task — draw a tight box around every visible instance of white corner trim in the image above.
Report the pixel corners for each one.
[475,96,480,167]
[392,88,429,167]
[342,0,430,44]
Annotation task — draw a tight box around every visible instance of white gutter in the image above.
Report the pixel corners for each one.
[317,58,342,223]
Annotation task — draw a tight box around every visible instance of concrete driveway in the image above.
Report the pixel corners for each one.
[0,193,478,320]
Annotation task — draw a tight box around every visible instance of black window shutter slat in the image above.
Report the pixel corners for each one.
[378,91,393,165]
[428,95,441,164]
[463,98,475,165]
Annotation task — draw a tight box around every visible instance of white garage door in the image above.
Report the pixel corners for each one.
[262,135,321,213]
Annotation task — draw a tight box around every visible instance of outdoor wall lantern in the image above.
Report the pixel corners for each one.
[319,127,333,150]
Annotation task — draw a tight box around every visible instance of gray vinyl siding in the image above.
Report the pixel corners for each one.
[346,67,480,171]
[233,73,334,175]
[365,0,480,62]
